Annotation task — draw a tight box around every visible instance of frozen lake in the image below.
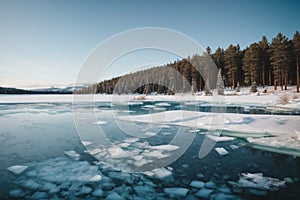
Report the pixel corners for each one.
[1,98,300,199]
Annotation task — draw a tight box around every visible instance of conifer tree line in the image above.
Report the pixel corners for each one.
[76,31,300,94]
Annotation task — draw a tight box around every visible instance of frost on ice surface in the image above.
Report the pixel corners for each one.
[233,173,286,191]
[214,147,229,156]
[7,165,28,175]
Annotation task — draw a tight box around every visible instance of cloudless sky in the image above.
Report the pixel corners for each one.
[0,0,299,88]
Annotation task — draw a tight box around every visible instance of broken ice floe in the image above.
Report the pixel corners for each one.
[231,172,286,191]
[152,167,172,179]
[190,180,205,188]
[64,150,80,160]
[214,147,229,156]
[206,135,235,142]
[7,165,28,175]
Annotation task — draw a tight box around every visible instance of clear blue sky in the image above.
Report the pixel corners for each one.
[0,0,299,88]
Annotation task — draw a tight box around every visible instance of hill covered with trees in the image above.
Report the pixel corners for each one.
[75,31,300,94]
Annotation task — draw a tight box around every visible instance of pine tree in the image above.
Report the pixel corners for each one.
[270,33,291,90]
[242,43,261,86]
[259,36,270,87]
[293,31,300,92]
[216,68,225,95]
[182,59,192,93]
[224,44,239,88]
[212,47,225,73]
[251,81,258,93]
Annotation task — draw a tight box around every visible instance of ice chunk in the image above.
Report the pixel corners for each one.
[195,188,213,199]
[144,131,157,136]
[31,191,48,199]
[182,164,189,169]
[135,159,152,167]
[205,181,217,189]
[164,188,189,198]
[161,132,173,135]
[23,179,41,190]
[142,105,156,108]
[43,182,59,193]
[87,148,103,155]
[108,147,130,158]
[82,141,92,146]
[188,129,200,133]
[215,147,229,156]
[155,102,171,106]
[90,174,102,182]
[7,165,28,175]
[123,138,139,143]
[152,168,172,179]
[9,189,25,198]
[190,181,205,188]
[143,150,169,159]
[92,120,107,125]
[150,144,179,151]
[236,172,286,191]
[230,144,239,150]
[206,135,235,142]
[284,177,293,183]
[166,166,173,171]
[92,188,104,197]
[75,186,92,196]
[213,193,237,200]
[64,150,80,160]
[105,192,125,200]
[117,142,131,148]
[248,189,268,196]
[134,185,156,195]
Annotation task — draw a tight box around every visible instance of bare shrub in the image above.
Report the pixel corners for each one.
[278,93,290,104]
[133,95,146,100]
[292,94,299,99]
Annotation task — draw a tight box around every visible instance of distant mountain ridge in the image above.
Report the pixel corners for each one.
[0,85,88,94]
